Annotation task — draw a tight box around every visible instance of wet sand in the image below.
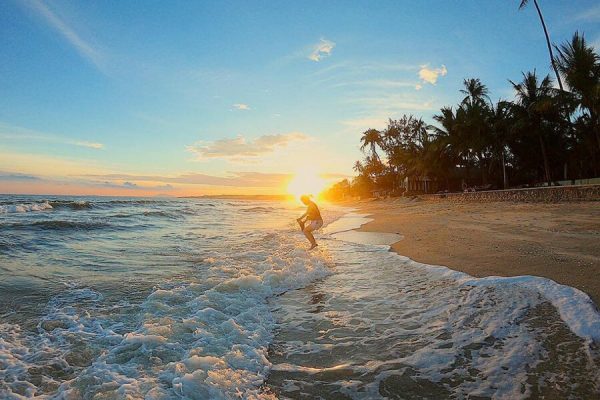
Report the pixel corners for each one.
[352,198,600,306]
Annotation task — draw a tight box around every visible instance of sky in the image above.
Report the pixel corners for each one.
[1,0,599,196]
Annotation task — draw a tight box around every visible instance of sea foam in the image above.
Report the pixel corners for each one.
[327,212,600,343]
[0,201,53,213]
[0,230,334,399]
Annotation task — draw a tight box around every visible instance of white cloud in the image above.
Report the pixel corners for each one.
[75,141,104,149]
[418,64,447,85]
[345,95,435,112]
[21,0,105,71]
[0,122,104,150]
[232,103,250,110]
[340,117,390,130]
[186,132,309,160]
[83,171,291,188]
[415,83,423,90]
[309,39,335,62]
[330,79,417,89]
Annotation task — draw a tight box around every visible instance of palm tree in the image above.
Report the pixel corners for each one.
[510,70,557,185]
[460,78,491,106]
[359,128,383,161]
[432,106,469,179]
[353,160,364,174]
[489,101,515,188]
[554,32,600,153]
[518,0,564,91]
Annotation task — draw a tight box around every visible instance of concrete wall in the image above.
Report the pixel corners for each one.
[424,184,600,203]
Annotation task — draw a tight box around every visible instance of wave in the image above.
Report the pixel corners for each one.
[104,199,168,205]
[0,233,332,398]
[4,220,112,231]
[239,206,278,213]
[0,201,53,213]
[48,200,92,210]
[327,213,600,343]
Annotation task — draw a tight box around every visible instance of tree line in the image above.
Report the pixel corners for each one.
[324,32,599,200]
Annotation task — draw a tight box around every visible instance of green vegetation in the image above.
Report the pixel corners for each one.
[324,32,600,200]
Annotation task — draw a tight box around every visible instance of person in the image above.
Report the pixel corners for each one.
[296,194,323,250]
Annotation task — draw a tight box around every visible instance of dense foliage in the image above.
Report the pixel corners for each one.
[324,32,600,200]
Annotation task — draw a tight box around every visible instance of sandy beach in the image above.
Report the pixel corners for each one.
[351,198,600,306]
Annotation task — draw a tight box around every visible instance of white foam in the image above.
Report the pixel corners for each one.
[46,233,333,399]
[331,212,600,343]
[268,235,600,398]
[0,201,53,213]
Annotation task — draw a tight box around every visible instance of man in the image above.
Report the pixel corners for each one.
[296,194,323,250]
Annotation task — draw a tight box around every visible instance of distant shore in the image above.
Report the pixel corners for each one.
[349,197,600,306]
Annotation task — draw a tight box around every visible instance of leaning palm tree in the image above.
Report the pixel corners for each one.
[518,0,564,91]
[359,128,383,161]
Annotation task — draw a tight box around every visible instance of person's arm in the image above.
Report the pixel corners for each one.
[297,211,307,222]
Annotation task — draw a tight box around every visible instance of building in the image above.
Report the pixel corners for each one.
[402,176,437,194]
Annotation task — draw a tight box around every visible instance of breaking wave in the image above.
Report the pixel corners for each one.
[0,231,333,399]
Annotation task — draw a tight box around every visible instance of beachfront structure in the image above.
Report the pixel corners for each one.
[402,176,437,194]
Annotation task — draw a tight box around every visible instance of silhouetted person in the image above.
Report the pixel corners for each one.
[296,194,323,250]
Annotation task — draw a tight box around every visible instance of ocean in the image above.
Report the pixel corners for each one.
[0,195,599,399]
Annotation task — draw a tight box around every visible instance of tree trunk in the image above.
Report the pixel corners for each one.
[533,0,564,91]
[538,133,552,185]
[502,150,508,189]
[480,152,487,185]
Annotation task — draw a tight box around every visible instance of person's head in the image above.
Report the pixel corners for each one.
[300,194,311,205]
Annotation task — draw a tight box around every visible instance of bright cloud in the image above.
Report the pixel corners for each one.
[309,39,335,62]
[186,132,308,160]
[418,64,447,85]
[415,83,423,90]
[232,103,250,110]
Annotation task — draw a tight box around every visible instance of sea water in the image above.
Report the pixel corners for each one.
[0,196,599,399]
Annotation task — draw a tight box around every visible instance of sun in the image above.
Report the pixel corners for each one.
[287,170,327,200]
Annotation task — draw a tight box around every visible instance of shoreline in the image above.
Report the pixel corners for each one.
[347,198,600,307]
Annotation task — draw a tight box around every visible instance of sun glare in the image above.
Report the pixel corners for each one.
[287,171,327,200]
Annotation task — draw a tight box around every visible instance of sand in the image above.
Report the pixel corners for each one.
[350,198,600,306]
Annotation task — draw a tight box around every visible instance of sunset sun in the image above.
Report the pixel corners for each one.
[287,170,327,199]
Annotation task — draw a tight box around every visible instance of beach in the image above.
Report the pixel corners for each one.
[353,198,600,306]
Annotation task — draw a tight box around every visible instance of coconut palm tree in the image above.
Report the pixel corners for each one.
[359,128,383,161]
[460,78,491,106]
[554,32,600,153]
[489,101,515,188]
[518,0,564,91]
[510,70,557,185]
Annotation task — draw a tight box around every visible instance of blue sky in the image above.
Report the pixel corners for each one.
[1,0,599,195]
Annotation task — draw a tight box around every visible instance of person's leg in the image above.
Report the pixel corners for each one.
[303,223,317,248]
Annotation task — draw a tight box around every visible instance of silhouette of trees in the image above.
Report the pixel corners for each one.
[323,32,599,199]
